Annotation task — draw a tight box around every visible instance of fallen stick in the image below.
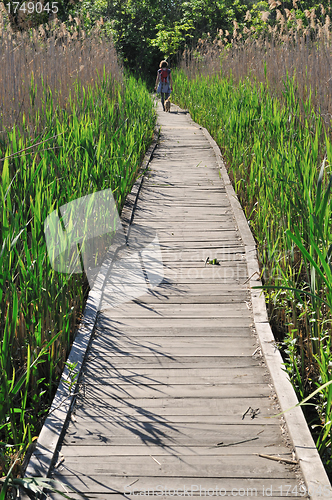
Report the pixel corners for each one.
[255,453,298,465]
[217,437,259,447]
[150,455,161,466]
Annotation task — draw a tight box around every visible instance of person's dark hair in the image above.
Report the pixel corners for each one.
[160,60,168,68]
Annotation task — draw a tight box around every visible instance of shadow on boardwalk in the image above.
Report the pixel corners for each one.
[46,103,302,499]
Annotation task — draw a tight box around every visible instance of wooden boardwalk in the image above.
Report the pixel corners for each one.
[48,104,303,499]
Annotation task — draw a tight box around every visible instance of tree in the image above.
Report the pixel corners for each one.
[149,20,194,60]
[181,0,248,38]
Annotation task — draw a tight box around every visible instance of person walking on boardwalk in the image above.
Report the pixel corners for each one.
[155,60,173,111]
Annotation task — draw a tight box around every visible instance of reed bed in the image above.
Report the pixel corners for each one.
[173,20,332,472]
[0,17,156,483]
[184,5,332,127]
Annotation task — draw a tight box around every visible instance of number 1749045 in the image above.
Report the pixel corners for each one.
[6,2,58,14]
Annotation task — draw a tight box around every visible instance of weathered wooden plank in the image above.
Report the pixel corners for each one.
[159,244,243,250]
[145,177,223,183]
[144,182,223,187]
[93,318,253,329]
[134,207,239,216]
[63,423,284,449]
[160,260,246,267]
[133,215,237,223]
[159,243,244,251]
[104,304,251,318]
[143,181,223,186]
[126,283,250,294]
[73,396,275,415]
[88,338,257,354]
[98,301,251,317]
[94,326,253,336]
[156,143,213,148]
[152,152,217,159]
[51,455,296,479]
[145,177,222,183]
[81,366,268,385]
[140,227,240,236]
[136,202,234,210]
[83,355,261,369]
[106,299,249,310]
[159,261,247,269]
[104,265,247,278]
[103,282,249,293]
[136,231,241,240]
[48,475,301,495]
[142,191,228,198]
[95,336,256,346]
[87,344,256,358]
[160,252,246,261]
[77,383,270,399]
[56,444,294,458]
[139,185,227,193]
[64,418,279,433]
[72,411,277,426]
[128,295,249,304]
[80,379,267,391]
[72,397,276,420]
[89,335,256,346]
[155,230,240,238]
[161,258,246,266]
[103,278,247,288]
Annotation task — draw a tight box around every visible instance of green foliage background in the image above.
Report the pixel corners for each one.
[53,0,332,83]
[2,0,331,82]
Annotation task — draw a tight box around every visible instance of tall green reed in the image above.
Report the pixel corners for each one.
[173,65,332,468]
[0,21,156,479]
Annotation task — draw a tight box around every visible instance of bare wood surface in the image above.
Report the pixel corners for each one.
[48,477,301,497]
[58,445,294,457]
[52,455,297,478]
[49,103,303,497]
